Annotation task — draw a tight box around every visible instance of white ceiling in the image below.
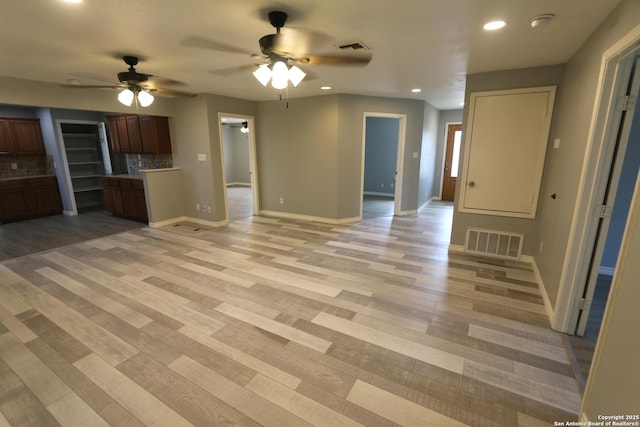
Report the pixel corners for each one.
[0,0,621,110]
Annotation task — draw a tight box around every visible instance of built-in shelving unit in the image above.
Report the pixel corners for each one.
[61,123,105,211]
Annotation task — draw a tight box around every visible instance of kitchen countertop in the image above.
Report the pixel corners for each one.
[0,174,56,182]
[104,174,143,180]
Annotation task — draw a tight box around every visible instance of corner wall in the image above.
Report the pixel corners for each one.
[450,65,565,255]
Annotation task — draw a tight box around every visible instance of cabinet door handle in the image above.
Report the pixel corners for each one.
[468,181,476,188]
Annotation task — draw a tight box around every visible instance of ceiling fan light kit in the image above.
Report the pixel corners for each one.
[252,61,307,89]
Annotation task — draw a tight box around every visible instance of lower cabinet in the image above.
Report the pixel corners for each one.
[102,176,147,222]
[0,176,62,223]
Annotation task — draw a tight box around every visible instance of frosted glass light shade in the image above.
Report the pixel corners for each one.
[137,90,154,107]
[270,61,289,89]
[288,65,306,87]
[117,88,134,106]
[253,65,271,86]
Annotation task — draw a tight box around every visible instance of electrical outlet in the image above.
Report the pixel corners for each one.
[539,241,544,254]
[207,206,211,213]
[279,197,284,204]
[196,203,200,211]
[10,162,17,170]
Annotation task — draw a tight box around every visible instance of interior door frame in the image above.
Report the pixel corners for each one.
[360,112,407,218]
[440,122,462,201]
[217,113,259,223]
[55,119,110,216]
[553,28,640,333]
[575,56,640,335]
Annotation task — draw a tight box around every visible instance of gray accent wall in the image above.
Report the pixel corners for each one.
[222,126,251,185]
[419,102,441,207]
[450,65,565,255]
[364,117,399,196]
[257,94,429,220]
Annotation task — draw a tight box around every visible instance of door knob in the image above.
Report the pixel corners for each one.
[468,181,476,187]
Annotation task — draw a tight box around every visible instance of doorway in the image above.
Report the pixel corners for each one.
[563,52,640,387]
[361,113,406,219]
[219,114,258,223]
[441,123,462,201]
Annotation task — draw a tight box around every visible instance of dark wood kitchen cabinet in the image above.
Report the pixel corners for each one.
[107,114,171,154]
[101,176,147,222]
[0,176,62,223]
[0,118,45,155]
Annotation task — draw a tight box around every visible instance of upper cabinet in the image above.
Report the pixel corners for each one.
[0,118,45,155]
[107,114,172,155]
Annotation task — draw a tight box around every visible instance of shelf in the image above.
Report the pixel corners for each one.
[68,161,102,165]
[62,133,99,138]
[66,147,97,151]
[70,174,103,179]
[73,186,103,193]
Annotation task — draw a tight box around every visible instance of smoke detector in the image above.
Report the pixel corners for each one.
[530,14,554,29]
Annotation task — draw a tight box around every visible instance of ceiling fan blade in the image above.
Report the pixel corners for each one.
[302,53,373,66]
[60,84,123,89]
[147,87,195,97]
[181,36,255,56]
[211,63,265,76]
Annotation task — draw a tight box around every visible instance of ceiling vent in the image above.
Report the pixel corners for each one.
[336,41,369,51]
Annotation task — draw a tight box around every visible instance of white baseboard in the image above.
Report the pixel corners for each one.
[448,244,465,254]
[530,257,555,324]
[63,210,75,216]
[259,210,359,225]
[148,216,226,228]
[363,191,394,198]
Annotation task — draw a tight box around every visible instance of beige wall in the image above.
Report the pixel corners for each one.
[581,172,640,418]
[536,0,640,309]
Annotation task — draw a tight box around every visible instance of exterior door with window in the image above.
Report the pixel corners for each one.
[441,124,462,201]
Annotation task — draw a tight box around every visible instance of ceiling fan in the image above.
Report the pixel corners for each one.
[183,10,372,89]
[62,55,192,106]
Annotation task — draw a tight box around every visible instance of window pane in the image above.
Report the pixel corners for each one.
[451,130,462,178]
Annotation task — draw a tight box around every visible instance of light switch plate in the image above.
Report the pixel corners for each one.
[197,154,207,161]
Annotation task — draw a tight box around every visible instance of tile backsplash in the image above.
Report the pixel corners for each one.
[0,155,54,178]
[126,153,173,175]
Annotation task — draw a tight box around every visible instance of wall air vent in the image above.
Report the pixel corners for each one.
[336,41,369,50]
[465,228,524,260]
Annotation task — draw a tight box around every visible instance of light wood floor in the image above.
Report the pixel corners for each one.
[0,202,582,426]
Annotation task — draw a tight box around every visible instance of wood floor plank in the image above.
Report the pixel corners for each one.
[118,352,260,427]
[35,267,153,329]
[0,304,37,343]
[3,272,138,366]
[0,351,62,427]
[0,202,584,426]
[246,374,363,427]
[177,325,302,389]
[73,354,193,427]
[346,379,469,426]
[169,355,311,427]
[46,393,110,427]
[462,359,581,414]
[0,332,72,407]
[311,312,465,374]
[216,302,333,353]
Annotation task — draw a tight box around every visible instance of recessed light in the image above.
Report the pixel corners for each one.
[530,14,554,29]
[411,88,422,93]
[320,86,332,90]
[484,20,506,31]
